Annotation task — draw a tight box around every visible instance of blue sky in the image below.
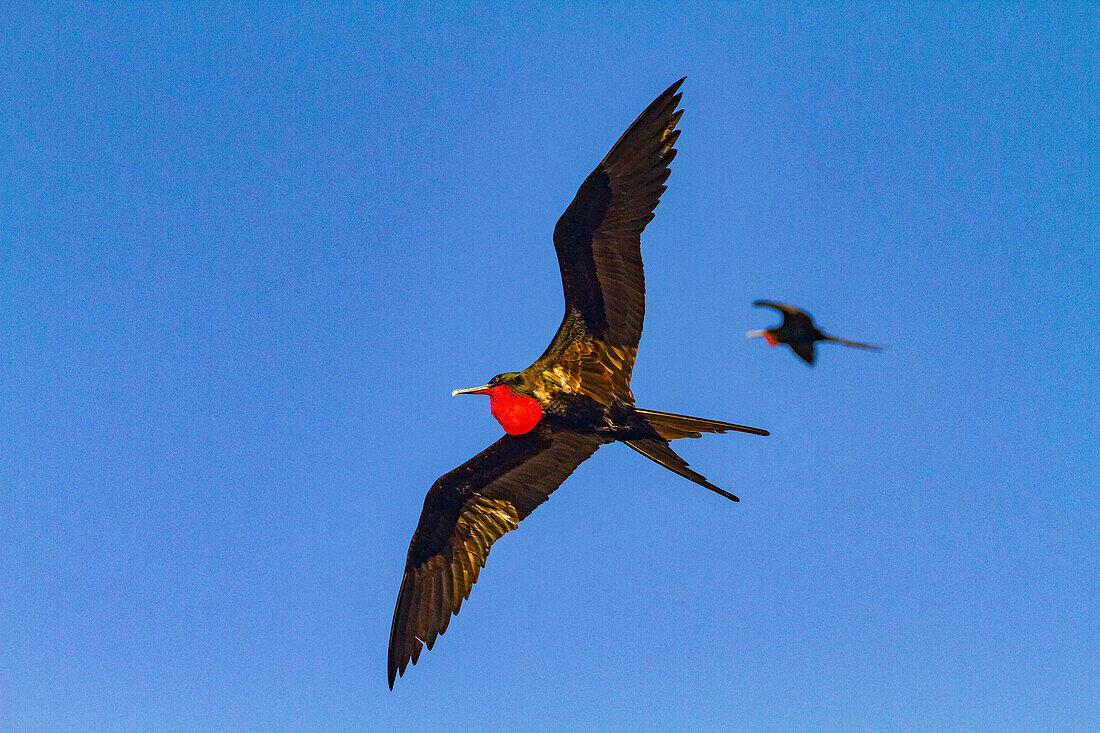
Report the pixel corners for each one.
[2,4,1097,731]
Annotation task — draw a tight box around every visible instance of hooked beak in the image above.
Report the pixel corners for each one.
[451,383,493,397]
[746,330,767,339]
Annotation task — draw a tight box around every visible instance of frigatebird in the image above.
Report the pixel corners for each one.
[747,300,883,365]
[388,78,769,688]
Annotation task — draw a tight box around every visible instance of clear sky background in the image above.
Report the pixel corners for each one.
[2,4,1097,731]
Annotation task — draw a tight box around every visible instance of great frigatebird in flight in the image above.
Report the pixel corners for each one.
[388,79,768,688]
[747,300,883,365]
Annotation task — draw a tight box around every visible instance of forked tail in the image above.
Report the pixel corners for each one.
[622,409,769,503]
[635,408,769,440]
[622,438,741,502]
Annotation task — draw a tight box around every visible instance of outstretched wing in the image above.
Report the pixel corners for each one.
[753,300,815,331]
[388,425,602,688]
[791,341,817,365]
[540,78,686,403]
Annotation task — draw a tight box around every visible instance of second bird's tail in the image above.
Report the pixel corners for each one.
[822,335,884,351]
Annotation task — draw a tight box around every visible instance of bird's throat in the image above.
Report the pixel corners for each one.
[488,385,542,435]
[764,332,778,346]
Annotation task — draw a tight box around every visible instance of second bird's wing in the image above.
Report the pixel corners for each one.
[791,341,817,365]
[752,300,816,331]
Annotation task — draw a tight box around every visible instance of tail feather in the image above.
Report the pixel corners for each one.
[636,408,769,440]
[823,335,884,351]
[622,438,739,502]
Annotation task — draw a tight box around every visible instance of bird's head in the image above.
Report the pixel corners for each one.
[452,372,542,435]
[746,329,780,347]
[451,371,533,396]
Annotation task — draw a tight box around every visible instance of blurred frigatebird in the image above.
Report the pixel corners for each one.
[747,300,883,365]
[388,79,768,688]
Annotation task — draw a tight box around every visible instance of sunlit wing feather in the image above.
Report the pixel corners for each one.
[388,425,602,688]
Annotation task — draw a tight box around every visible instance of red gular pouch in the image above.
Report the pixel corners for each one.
[487,385,542,435]
[764,332,778,347]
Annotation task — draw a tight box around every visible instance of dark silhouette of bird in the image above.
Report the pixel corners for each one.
[388,79,768,688]
[747,300,883,365]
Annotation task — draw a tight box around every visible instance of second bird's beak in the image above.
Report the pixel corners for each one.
[746,330,767,339]
[451,384,493,397]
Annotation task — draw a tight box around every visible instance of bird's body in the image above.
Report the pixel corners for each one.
[747,300,883,365]
[388,79,767,688]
